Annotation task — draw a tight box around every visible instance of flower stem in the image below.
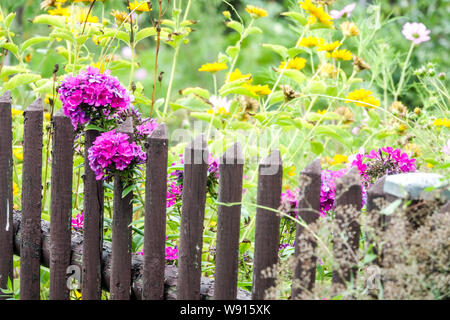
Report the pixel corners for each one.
[394,42,414,101]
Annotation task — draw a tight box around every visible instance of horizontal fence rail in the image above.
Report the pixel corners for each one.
[0,97,448,300]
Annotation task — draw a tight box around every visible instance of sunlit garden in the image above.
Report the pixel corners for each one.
[0,0,448,301]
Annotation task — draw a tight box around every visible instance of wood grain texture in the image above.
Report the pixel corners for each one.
[49,109,74,300]
[252,150,283,300]
[143,124,168,300]
[177,135,208,300]
[20,98,43,300]
[0,91,13,298]
[214,143,244,300]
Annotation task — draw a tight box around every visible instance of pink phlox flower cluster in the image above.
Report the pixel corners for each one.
[280,189,299,218]
[208,154,219,179]
[72,212,84,230]
[59,67,130,129]
[88,129,146,180]
[136,118,158,139]
[320,169,347,216]
[166,181,182,208]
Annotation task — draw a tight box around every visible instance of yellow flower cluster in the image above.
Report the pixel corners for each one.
[128,1,152,13]
[327,49,353,61]
[279,57,307,70]
[297,36,324,48]
[345,89,380,108]
[245,5,268,18]
[317,41,341,52]
[433,118,450,128]
[198,62,228,73]
[330,154,348,165]
[299,0,333,26]
[111,10,131,24]
[227,69,271,96]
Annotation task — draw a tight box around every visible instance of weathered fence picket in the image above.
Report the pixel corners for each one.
[49,109,74,300]
[214,143,244,300]
[20,98,43,300]
[177,135,209,300]
[331,167,362,294]
[0,91,13,298]
[252,150,283,300]
[291,158,322,299]
[82,129,105,300]
[110,118,134,300]
[143,123,168,300]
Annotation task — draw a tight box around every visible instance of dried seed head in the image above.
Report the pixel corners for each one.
[353,56,371,72]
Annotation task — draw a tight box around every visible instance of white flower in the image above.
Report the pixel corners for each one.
[208,95,231,115]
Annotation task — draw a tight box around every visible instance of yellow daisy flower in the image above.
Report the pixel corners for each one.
[345,89,380,108]
[288,166,296,176]
[48,3,70,17]
[128,0,151,13]
[297,36,324,48]
[299,0,333,26]
[111,10,131,24]
[198,62,227,73]
[318,62,338,78]
[11,108,23,117]
[327,49,353,61]
[340,21,360,37]
[13,149,23,161]
[227,69,252,83]
[243,84,271,96]
[13,182,19,196]
[245,5,268,18]
[279,57,307,70]
[317,41,341,52]
[330,154,348,165]
[433,118,450,128]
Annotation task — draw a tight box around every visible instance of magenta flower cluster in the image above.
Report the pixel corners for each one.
[137,246,179,261]
[72,212,84,230]
[280,189,299,218]
[320,169,347,216]
[58,67,130,129]
[88,130,146,180]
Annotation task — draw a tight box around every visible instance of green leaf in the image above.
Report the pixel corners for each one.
[4,13,16,29]
[310,140,324,155]
[381,199,402,215]
[226,45,240,59]
[50,30,74,43]
[281,12,307,26]
[21,36,51,53]
[262,43,289,60]
[108,60,138,72]
[190,112,223,129]
[85,124,107,132]
[0,43,19,57]
[0,66,29,78]
[226,21,244,34]
[247,26,263,36]
[305,112,340,122]
[367,109,381,128]
[279,68,306,86]
[288,47,307,58]
[219,86,257,99]
[76,34,90,46]
[315,125,353,148]
[307,80,327,94]
[33,14,66,29]
[122,185,135,198]
[170,96,211,112]
[229,121,254,131]
[3,73,41,91]
[179,87,210,100]
[135,27,157,43]
[33,79,53,94]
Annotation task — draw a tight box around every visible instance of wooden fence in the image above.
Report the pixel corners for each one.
[0,91,410,300]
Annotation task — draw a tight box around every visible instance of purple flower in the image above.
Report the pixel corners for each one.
[402,22,431,45]
[320,169,347,216]
[280,189,299,218]
[330,3,356,19]
[58,67,130,129]
[137,245,179,262]
[88,129,146,180]
[72,212,84,230]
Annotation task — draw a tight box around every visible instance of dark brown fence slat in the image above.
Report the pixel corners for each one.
[49,109,74,300]
[291,158,321,299]
[177,135,208,300]
[142,124,168,300]
[214,143,244,300]
[331,167,362,295]
[82,129,104,300]
[0,91,13,298]
[110,117,134,300]
[252,150,283,300]
[20,98,43,300]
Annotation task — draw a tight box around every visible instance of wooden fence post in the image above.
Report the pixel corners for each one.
[331,167,362,295]
[0,91,13,298]
[82,129,105,300]
[142,124,168,300]
[20,98,43,300]
[291,158,321,299]
[252,150,283,300]
[214,143,244,300]
[49,109,74,300]
[177,135,208,300]
[110,117,134,300]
